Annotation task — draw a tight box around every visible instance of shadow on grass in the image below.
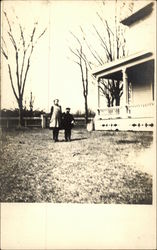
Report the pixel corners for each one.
[38,138,87,142]
[58,138,87,142]
[117,140,139,144]
[71,137,87,141]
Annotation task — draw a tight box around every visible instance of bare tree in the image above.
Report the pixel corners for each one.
[68,1,129,110]
[79,1,130,107]
[94,14,125,106]
[69,32,92,124]
[1,11,46,126]
[98,78,123,107]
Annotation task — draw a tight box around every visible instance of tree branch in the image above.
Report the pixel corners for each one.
[15,51,20,95]
[70,31,82,47]
[85,60,88,96]
[93,24,111,61]
[19,23,25,48]
[8,64,18,102]
[105,20,113,61]
[34,28,47,46]
[8,31,17,50]
[1,47,8,60]
[22,58,30,97]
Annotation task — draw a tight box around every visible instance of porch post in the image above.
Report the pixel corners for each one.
[122,67,129,105]
[122,68,129,117]
[97,78,100,115]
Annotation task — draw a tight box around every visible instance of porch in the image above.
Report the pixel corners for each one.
[94,102,154,131]
[92,51,155,131]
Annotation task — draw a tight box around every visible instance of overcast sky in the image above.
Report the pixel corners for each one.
[1,0,117,113]
[1,0,149,113]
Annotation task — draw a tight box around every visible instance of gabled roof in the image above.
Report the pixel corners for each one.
[121,2,154,26]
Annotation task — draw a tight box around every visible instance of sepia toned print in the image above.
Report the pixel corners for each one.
[0,0,156,249]
[0,0,155,204]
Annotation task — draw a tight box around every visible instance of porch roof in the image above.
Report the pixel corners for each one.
[91,50,153,80]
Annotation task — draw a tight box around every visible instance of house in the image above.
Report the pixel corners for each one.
[92,1,156,131]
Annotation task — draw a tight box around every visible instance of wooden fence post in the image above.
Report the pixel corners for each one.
[41,114,46,128]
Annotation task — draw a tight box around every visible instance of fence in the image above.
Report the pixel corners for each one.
[0,117,42,128]
[0,116,92,129]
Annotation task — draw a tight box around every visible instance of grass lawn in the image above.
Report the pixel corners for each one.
[0,128,154,203]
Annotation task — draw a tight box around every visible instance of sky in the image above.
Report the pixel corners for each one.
[1,0,117,113]
[1,0,151,113]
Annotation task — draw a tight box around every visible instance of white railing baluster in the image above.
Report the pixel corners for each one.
[96,102,154,119]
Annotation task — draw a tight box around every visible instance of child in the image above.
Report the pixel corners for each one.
[62,108,75,141]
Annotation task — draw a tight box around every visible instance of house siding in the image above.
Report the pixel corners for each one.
[125,3,156,55]
[131,82,152,105]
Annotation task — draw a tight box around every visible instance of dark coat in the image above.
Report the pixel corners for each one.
[62,112,74,129]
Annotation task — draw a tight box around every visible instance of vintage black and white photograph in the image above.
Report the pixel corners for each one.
[0,0,156,248]
[1,0,155,205]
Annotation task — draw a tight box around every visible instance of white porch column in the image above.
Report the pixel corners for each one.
[122,67,129,105]
[122,68,129,117]
[97,78,100,115]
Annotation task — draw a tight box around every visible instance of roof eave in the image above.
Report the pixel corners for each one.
[120,2,154,26]
[92,51,153,78]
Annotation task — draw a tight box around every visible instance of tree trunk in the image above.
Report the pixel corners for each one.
[84,96,88,124]
[18,96,23,127]
[115,96,120,106]
[111,97,114,107]
[107,96,111,107]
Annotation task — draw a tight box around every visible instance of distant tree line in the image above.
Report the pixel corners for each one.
[1,108,45,117]
[73,109,95,118]
[1,108,95,119]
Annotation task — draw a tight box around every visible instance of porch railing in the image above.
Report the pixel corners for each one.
[128,102,155,118]
[97,106,123,118]
[97,102,155,119]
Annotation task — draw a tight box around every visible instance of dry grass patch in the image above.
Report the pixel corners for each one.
[0,128,153,203]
